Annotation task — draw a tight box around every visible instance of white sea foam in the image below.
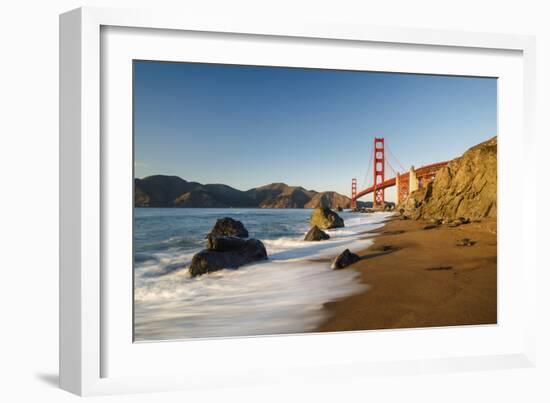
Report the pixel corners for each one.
[134,211,393,341]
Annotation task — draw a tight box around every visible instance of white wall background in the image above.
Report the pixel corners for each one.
[0,0,547,402]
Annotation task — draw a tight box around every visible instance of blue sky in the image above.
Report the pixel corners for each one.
[134,61,496,202]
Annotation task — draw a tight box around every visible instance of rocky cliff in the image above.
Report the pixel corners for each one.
[399,136,497,220]
[135,176,363,209]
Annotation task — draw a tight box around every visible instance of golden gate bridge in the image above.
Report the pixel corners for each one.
[351,137,449,209]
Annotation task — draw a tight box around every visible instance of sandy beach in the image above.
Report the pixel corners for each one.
[317,215,497,332]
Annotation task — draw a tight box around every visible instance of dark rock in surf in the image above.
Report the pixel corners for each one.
[304,225,330,241]
[206,217,249,238]
[207,235,248,251]
[189,237,267,277]
[331,249,361,270]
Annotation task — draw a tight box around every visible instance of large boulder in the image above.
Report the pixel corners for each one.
[206,235,247,251]
[304,225,330,241]
[331,249,361,270]
[189,237,267,277]
[207,217,249,238]
[309,207,344,229]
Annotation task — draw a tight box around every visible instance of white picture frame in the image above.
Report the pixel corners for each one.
[59,6,537,396]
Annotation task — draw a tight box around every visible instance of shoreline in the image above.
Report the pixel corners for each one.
[134,206,370,210]
[316,215,497,332]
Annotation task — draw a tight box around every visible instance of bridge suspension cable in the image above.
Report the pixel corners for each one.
[386,144,406,173]
[385,158,399,177]
[360,146,374,191]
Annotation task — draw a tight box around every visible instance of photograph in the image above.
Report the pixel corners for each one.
[132,60,497,342]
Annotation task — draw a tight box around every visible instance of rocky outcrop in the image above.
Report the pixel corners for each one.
[399,137,497,221]
[352,207,375,213]
[351,201,394,213]
[331,249,361,270]
[207,217,249,238]
[304,225,330,241]
[189,237,267,277]
[309,207,345,229]
[134,184,151,206]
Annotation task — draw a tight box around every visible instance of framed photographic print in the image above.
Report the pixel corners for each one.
[60,7,537,396]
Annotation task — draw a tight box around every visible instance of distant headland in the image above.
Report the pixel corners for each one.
[134,176,375,209]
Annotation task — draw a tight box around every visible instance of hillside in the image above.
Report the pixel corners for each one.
[399,136,497,220]
[134,176,200,207]
[175,184,254,207]
[135,176,362,208]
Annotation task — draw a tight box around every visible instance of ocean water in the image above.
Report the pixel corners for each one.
[134,208,392,341]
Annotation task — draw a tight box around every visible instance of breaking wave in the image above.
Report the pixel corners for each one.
[134,209,391,341]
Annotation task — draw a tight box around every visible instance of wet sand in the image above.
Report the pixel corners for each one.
[317,215,497,332]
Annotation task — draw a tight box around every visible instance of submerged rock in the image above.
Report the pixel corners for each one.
[304,225,330,241]
[207,217,249,238]
[309,207,344,229]
[331,249,361,270]
[189,237,267,277]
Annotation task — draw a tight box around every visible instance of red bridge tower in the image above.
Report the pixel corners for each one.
[373,137,385,208]
[351,178,357,210]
